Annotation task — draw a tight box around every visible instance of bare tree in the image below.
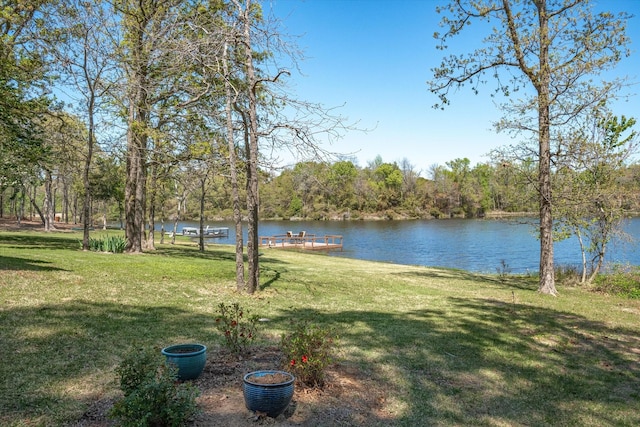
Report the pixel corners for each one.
[50,0,116,247]
[223,38,246,291]
[429,0,631,295]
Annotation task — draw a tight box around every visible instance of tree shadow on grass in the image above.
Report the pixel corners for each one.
[153,245,290,267]
[2,295,640,426]
[153,245,240,262]
[394,268,540,291]
[0,232,81,251]
[0,255,69,271]
[272,300,640,426]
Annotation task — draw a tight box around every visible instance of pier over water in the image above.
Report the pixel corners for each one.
[259,231,343,251]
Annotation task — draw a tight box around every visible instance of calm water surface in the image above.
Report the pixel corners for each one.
[164,218,640,274]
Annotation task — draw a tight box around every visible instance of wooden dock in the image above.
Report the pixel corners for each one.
[259,233,343,251]
[181,226,229,238]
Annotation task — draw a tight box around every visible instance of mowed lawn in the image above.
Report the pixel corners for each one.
[1,229,640,426]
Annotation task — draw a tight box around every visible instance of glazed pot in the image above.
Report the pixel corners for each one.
[161,343,207,380]
[242,370,295,417]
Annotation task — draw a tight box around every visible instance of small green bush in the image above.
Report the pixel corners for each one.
[109,346,200,427]
[281,321,337,388]
[594,264,640,298]
[214,302,259,354]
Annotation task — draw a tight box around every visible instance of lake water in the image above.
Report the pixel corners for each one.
[159,217,640,274]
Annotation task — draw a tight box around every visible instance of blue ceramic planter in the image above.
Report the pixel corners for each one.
[243,370,295,418]
[161,343,207,380]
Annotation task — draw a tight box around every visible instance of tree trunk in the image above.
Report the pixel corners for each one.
[43,169,56,232]
[238,0,260,294]
[123,6,151,254]
[223,39,245,292]
[536,0,557,296]
[63,177,69,223]
[199,177,206,252]
[171,183,184,245]
[125,101,139,251]
[27,191,44,225]
[82,92,95,250]
[147,201,156,250]
[588,242,607,284]
[146,164,157,251]
[125,95,147,253]
[576,228,588,284]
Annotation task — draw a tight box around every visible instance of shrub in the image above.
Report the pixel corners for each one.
[555,264,582,286]
[214,302,259,354]
[109,346,200,427]
[593,264,640,298]
[280,321,337,388]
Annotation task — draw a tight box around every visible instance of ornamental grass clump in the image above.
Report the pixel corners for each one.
[86,235,127,253]
[214,302,259,354]
[280,321,337,388]
[109,346,200,427]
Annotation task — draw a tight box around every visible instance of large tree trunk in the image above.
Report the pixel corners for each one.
[536,0,557,296]
[238,0,260,294]
[223,40,245,291]
[125,101,141,252]
[125,92,148,253]
[82,94,95,250]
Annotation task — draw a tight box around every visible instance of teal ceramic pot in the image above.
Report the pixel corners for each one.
[161,343,207,380]
[243,370,295,418]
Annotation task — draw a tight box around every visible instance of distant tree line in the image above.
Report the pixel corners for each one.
[4,149,639,225]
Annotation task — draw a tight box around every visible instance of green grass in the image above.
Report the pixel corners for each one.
[1,229,640,426]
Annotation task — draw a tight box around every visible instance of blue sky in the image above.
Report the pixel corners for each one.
[265,0,640,175]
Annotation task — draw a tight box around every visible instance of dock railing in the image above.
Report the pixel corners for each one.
[259,234,343,251]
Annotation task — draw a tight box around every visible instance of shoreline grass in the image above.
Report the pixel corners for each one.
[1,230,640,426]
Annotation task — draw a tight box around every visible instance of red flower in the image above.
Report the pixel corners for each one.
[290,359,296,366]
[301,355,308,363]
[231,320,237,327]
[225,330,230,336]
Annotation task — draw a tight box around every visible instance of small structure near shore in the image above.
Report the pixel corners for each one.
[181,226,229,238]
[259,231,343,251]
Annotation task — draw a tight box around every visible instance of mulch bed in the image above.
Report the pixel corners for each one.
[74,346,388,426]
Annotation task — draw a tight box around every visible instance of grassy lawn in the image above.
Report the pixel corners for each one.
[1,229,640,426]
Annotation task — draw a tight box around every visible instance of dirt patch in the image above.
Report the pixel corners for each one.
[75,346,387,426]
